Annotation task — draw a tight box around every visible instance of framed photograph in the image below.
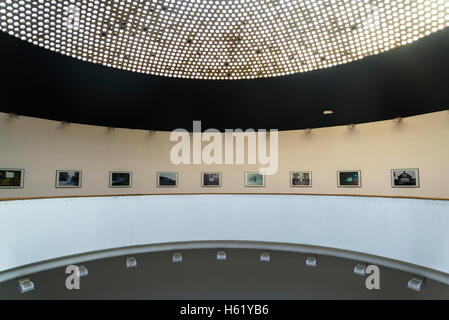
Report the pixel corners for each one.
[245,172,265,187]
[337,170,361,188]
[157,172,178,187]
[109,171,132,188]
[391,168,420,188]
[56,170,82,188]
[201,172,222,187]
[0,169,24,189]
[290,171,312,187]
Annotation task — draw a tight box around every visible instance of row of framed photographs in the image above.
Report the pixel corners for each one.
[0,170,129,189]
[0,168,420,189]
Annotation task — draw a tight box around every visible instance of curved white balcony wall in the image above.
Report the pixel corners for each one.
[0,194,448,284]
[0,111,448,199]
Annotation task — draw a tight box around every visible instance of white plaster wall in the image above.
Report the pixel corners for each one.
[0,194,448,275]
[1,111,449,199]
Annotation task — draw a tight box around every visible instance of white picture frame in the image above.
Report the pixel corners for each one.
[201,172,222,187]
[56,170,82,188]
[337,170,361,188]
[290,171,312,187]
[157,172,178,188]
[0,168,24,189]
[109,171,132,188]
[391,168,420,188]
[244,172,265,187]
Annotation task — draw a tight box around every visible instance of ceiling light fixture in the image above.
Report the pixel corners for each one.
[17,278,34,293]
[305,256,317,267]
[217,251,227,261]
[260,252,270,263]
[0,0,447,80]
[407,277,424,292]
[353,264,367,276]
[126,257,137,268]
[323,110,334,115]
[172,252,183,263]
[77,265,88,278]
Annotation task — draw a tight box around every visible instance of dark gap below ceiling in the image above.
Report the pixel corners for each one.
[0,28,448,131]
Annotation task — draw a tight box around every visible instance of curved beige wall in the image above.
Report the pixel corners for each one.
[0,111,448,199]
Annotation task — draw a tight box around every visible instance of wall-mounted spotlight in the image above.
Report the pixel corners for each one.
[305,256,317,267]
[353,264,367,276]
[394,117,403,123]
[9,113,19,119]
[107,126,115,131]
[407,277,424,292]
[260,252,270,262]
[304,128,312,133]
[217,251,227,261]
[77,265,88,277]
[126,257,137,268]
[348,123,355,129]
[61,120,70,127]
[148,129,155,135]
[17,278,34,293]
[173,252,183,263]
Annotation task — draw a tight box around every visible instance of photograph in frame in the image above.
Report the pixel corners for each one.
[391,168,420,188]
[109,171,132,188]
[56,170,82,188]
[0,169,24,189]
[245,172,265,187]
[201,172,222,187]
[337,170,361,188]
[157,172,178,187]
[290,171,312,187]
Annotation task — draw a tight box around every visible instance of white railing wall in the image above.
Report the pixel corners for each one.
[0,194,448,282]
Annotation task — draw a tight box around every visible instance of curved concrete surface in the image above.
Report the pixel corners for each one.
[1,249,449,300]
[0,194,448,283]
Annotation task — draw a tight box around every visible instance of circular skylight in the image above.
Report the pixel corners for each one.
[1,0,448,80]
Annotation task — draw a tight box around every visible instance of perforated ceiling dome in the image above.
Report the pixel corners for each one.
[1,0,448,80]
